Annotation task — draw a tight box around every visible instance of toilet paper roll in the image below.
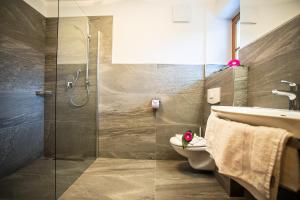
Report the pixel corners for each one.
[152,99,160,109]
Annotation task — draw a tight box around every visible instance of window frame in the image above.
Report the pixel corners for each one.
[232,13,240,59]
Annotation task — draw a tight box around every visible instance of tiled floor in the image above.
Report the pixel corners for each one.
[59,158,245,200]
[0,158,94,200]
[0,158,245,200]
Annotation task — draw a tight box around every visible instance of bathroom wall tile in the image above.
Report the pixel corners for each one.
[205,64,227,77]
[287,53,300,82]
[0,0,46,52]
[205,68,234,98]
[156,94,202,126]
[156,64,203,95]
[173,94,203,125]
[98,63,205,160]
[45,55,57,86]
[99,94,155,130]
[245,50,299,97]
[99,112,154,132]
[57,17,89,64]
[44,120,55,158]
[56,121,96,159]
[240,14,300,109]
[95,17,205,160]
[57,64,97,87]
[233,67,248,107]
[0,121,43,178]
[0,1,47,178]
[202,15,300,135]
[45,16,97,161]
[44,94,56,122]
[89,16,113,64]
[99,64,157,95]
[203,68,234,130]
[50,18,98,159]
[0,51,45,91]
[157,64,202,79]
[233,91,247,107]
[155,65,178,94]
[247,57,289,93]
[240,15,300,67]
[0,0,46,92]
[176,79,205,95]
[154,94,177,124]
[155,125,200,160]
[44,18,58,158]
[45,18,58,54]
[234,79,248,91]
[247,91,288,109]
[174,65,203,81]
[55,87,97,123]
[0,92,43,129]
[99,127,156,160]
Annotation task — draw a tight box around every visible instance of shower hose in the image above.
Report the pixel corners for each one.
[69,68,90,107]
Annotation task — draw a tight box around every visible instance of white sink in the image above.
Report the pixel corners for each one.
[211,106,300,138]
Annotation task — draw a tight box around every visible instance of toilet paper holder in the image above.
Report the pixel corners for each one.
[152,98,160,110]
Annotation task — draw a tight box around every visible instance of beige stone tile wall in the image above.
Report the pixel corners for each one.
[202,67,234,132]
[240,14,300,109]
[45,16,98,159]
[98,63,204,160]
[92,17,205,160]
[202,15,300,134]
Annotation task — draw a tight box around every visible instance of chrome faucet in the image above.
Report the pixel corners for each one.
[272,80,299,110]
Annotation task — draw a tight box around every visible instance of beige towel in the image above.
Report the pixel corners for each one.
[205,112,292,200]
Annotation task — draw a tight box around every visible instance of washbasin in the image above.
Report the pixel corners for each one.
[211,106,300,138]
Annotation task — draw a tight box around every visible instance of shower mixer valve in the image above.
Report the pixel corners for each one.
[67,81,73,89]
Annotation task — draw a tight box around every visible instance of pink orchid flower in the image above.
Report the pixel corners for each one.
[228,59,241,67]
[184,131,193,142]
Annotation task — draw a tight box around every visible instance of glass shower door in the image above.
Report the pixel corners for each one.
[55,3,98,198]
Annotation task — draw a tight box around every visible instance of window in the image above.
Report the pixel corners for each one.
[232,13,240,59]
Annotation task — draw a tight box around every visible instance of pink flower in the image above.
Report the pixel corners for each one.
[228,59,241,67]
[184,131,193,142]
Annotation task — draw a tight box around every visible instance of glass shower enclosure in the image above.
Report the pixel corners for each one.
[0,0,98,199]
[55,3,99,198]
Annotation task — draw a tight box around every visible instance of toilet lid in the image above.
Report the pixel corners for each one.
[170,134,206,148]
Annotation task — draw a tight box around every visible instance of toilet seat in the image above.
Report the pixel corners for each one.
[169,134,215,170]
[170,136,207,151]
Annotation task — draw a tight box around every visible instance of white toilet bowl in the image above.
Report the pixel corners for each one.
[170,136,215,171]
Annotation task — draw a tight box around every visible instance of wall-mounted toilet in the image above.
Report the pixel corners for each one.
[170,134,215,171]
